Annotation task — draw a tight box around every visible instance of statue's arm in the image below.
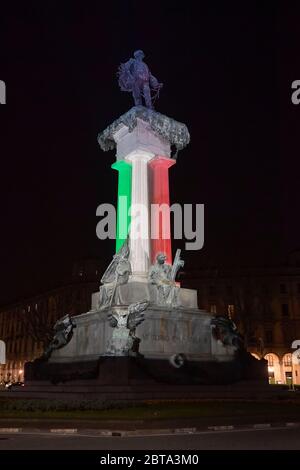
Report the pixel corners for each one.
[149,73,162,89]
[165,265,173,281]
[149,270,164,286]
[116,260,131,276]
[148,268,156,284]
[126,58,135,74]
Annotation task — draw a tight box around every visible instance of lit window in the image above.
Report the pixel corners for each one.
[283,354,292,366]
[210,304,217,314]
[266,354,274,367]
[227,304,235,318]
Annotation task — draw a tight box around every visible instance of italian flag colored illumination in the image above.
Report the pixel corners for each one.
[111,160,132,252]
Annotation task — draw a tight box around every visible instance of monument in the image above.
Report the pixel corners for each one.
[24,51,267,395]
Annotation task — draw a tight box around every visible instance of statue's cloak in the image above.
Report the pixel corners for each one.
[101,240,129,284]
[117,59,135,92]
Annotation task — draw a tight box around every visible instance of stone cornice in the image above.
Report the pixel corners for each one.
[98,106,190,157]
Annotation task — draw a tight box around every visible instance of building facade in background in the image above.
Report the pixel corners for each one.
[0,260,99,383]
[181,251,300,385]
[1,254,300,385]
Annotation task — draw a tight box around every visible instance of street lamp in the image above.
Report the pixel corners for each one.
[291,340,300,391]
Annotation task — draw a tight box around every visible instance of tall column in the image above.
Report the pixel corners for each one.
[111,160,132,252]
[126,151,153,280]
[149,156,175,265]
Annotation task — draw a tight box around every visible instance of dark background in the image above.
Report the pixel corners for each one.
[0,1,298,305]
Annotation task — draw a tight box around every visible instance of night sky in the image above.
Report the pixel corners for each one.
[0,2,298,305]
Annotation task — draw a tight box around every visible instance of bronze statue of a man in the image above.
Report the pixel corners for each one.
[118,50,163,109]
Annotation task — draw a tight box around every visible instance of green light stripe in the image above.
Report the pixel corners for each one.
[111,160,132,252]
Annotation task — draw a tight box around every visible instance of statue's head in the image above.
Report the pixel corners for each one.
[134,50,145,60]
[156,253,167,264]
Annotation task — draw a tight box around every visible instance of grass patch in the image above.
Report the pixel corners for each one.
[1,398,300,421]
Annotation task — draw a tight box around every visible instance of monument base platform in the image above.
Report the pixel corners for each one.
[8,374,277,402]
[23,354,268,396]
[23,294,268,392]
[46,304,240,364]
